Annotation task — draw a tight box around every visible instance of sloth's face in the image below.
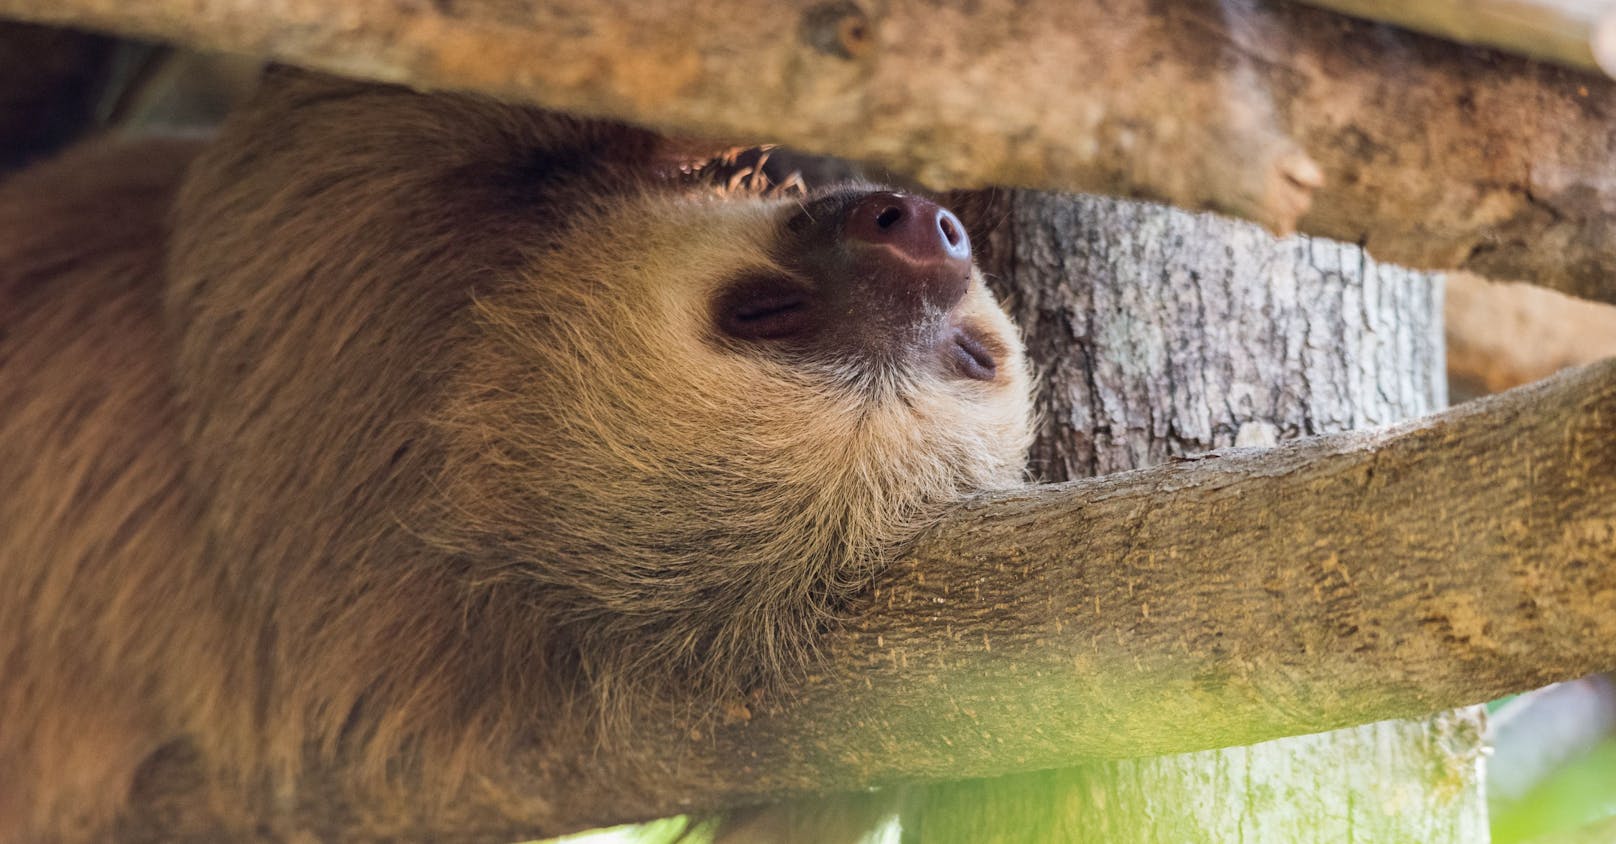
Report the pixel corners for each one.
[445,184,1033,686]
[711,187,1020,391]
[482,184,1033,499]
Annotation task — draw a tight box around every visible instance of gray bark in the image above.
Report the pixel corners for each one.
[891,193,1486,842]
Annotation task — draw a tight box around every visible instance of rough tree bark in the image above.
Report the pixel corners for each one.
[875,195,1483,842]
[5,0,1616,305]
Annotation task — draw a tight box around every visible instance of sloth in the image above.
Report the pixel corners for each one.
[0,69,1033,841]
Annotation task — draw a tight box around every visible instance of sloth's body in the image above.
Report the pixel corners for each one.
[0,72,1032,841]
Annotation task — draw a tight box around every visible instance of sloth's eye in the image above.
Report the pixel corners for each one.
[715,272,815,341]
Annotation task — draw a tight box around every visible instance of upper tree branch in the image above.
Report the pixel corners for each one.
[2,0,1616,304]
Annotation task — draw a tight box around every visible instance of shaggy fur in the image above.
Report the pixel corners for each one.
[0,70,1032,841]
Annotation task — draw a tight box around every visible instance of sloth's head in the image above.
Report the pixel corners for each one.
[444,183,1034,698]
[168,72,1032,713]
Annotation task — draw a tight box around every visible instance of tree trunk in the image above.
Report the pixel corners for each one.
[894,194,1488,841]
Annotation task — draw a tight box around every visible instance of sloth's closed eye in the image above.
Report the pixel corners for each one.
[715,272,816,341]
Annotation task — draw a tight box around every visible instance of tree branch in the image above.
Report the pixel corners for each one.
[593,358,1616,826]
[2,1,1616,304]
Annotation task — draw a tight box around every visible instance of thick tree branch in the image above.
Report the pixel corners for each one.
[2,1,1616,304]
[584,358,1616,827]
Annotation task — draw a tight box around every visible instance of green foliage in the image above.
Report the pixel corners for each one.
[1493,739,1616,843]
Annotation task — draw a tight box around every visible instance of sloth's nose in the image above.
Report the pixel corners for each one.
[844,192,972,264]
[745,189,980,351]
[841,192,972,312]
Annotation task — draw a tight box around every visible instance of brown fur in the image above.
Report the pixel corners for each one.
[0,70,1032,841]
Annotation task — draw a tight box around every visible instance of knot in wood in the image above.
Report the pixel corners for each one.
[801,0,873,59]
